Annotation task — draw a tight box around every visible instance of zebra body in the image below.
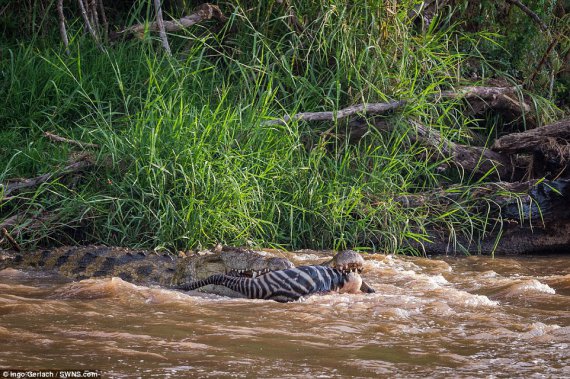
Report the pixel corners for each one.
[174,265,362,302]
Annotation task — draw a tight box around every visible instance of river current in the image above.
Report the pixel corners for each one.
[0,252,568,378]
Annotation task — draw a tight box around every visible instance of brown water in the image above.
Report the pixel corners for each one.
[1,253,569,378]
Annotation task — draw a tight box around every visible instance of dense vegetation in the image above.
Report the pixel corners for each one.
[1,1,568,254]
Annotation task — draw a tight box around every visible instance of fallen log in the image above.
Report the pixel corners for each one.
[492,117,570,153]
[266,100,407,126]
[113,3,226,40]
[492,118,570,178]
[267,85,530,126]
[439,85,531,119]
[1,159,93,199]
[44,131,100,149]
[398,179,570,255]
[406,120,513,180]
[409,219,570,255]
[390,180,538,209]
[0,211,55,250]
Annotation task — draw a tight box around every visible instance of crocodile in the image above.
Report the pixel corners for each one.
[0,245,292,293]
[173,250,374,302]
[0,245,375,299]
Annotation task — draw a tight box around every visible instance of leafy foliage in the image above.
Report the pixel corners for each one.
[0,1,563,253]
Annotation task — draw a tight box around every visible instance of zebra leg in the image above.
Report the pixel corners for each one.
[360,280,376,293]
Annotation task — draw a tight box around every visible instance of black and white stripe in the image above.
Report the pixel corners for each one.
[174,265,349,302]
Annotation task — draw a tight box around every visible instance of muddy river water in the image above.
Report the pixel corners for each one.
[0,252,568,378]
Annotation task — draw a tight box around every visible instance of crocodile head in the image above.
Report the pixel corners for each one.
[219,249,294,278]
[323,250,375,294]
[186,248,293,279]
[329,250,365,274]
[182,248,295,298]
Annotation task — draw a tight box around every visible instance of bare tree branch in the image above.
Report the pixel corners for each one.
[1,228,21,252]
[391,180,539,209]
[43,131,100,149]
[57,0,70,55]
[97,0,109,41]
[266,101,407,126]
[89,0,100,35]
[268,86,529,126]
[153,0,171,55]
[505,0,548,31]
[2,160,93,199]
[116,3,227,40]
[406,120,513,179]
[77,0,100,46]
[528,36,560,86]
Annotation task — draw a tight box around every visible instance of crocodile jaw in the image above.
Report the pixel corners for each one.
[332,250,365,274]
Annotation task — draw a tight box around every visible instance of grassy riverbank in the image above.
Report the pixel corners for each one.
[1,1,567,253]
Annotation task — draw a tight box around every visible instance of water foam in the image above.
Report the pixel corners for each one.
[461,294,499,308]
[509,279,556,295]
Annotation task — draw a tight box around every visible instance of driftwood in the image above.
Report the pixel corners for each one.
[492,117,570,154]
[116,3,227,40]
[439,85,530,116]
[44,131,100,149]
[492,118,570,178]
[0,211,56,248]
[0,213,24,231]
[348,118,514,179]
[267,101,406,126]
[391,180,538,209]
[2,160,93,199]
[268,86,529,126]
[268,85,565,180]
[397,179,570,254]
[0,157,93,247]
[406,120,513,179]
[403,117,570,180]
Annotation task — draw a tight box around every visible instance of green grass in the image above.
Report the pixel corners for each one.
[0,1,560,253]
